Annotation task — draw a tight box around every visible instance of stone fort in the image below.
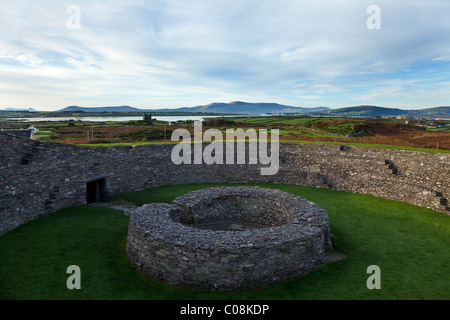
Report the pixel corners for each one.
[1,132,449,236]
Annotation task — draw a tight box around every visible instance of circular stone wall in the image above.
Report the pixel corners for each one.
[126,186,332,291]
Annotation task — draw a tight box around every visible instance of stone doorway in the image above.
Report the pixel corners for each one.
[86,178,108,204]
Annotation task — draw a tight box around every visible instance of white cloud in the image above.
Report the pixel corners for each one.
[0,0,450,110]
[298,95,321,100]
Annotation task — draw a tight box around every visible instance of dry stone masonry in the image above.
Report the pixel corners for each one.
[1,132,449,236]
[126,186,331,291]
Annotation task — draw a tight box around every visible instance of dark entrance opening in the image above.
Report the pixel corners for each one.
[86,178,108,203]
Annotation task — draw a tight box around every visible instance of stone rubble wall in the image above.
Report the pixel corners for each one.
[1,132,449,235]
[171,186,295,226]
[126,187,329,291]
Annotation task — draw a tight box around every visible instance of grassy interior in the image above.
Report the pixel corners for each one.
[1,183,449,300]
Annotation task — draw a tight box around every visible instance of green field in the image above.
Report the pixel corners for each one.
[226,116,354,135]
[279,140,450,154]
[427,127,450,132]
[2,115,449,151]
[76,140,450,153]
[1,183,448,300]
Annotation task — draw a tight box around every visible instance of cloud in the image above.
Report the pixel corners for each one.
[0,0,450,110]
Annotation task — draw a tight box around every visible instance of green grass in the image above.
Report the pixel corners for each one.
[278,140,450,154]
[427,127,450,132]
[277,127,340,138]
[77,141,178,147]
[228,116,321,126]
[1,183,449,300]
[324,122,355,135]
[75,139,450,153]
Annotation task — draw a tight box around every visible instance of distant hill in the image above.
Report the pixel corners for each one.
[409,106,450,118]
[186,101,329,114]
[321,105,450,118]
[58,102,329,114]
[31,104,450,117]
[322,106,407,117]
[2,107,38,112]
[59,106,141,113]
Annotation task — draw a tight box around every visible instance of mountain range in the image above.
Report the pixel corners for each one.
[59,102,329,114]
[3,103,450,118]
[1,107,39,112]
[321,105,450,118]
[60,105,141,113]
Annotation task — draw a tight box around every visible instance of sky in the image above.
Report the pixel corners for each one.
[1,0,450,111]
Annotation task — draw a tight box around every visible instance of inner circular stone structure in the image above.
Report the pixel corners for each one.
[126,186,332,291]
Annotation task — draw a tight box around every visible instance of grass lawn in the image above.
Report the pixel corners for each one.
[427,127,450,132]
[279,140,450,154]
[77,141,177,147]
[1,183,449,300]
[75,140,450,154]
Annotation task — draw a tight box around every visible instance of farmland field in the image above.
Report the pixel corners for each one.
[1,116,449,151]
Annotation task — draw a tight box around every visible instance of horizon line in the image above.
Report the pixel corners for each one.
[2,103,450,112]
